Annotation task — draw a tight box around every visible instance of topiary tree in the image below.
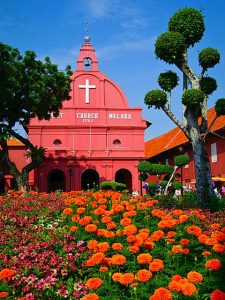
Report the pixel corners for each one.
[144,7,225,207]
[0,43,72,191]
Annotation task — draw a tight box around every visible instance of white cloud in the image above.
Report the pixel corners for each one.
[87,0,113,18]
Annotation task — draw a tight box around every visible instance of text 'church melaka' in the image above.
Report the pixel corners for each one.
[28,36,149,193]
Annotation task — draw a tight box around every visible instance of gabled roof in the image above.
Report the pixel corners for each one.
[7,138,24,147]
[145,107,225,159]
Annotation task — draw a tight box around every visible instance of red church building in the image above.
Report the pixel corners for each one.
[27,36,148,192]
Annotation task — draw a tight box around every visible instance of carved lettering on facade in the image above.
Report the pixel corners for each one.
[108,113,132,119]
[50,112,63,119]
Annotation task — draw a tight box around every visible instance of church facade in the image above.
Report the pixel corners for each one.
[28,37,148,193]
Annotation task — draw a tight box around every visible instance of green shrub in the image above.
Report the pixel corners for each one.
[100,181,126,191]
[154,194,178,208]
[180,192,199,208]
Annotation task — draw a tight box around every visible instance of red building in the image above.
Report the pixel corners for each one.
[145,108,225,190]
[27,36,148,192]
[0,139,26,193]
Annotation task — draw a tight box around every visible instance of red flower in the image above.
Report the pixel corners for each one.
[111,254,126,265]
[86,277,102,289]
[205,259,222,271]
[136,269,153,282]
[187,271,203,283]
[83,293,99,300]
[0,292,9,298]
[137,253,152,264]
[180,282,197,296]
[210,289,225,300]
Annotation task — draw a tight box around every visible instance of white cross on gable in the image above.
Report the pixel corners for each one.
[78,79,96,104]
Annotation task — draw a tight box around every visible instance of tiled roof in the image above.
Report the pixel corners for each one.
[145,107,225,159]
[7,138,24,146]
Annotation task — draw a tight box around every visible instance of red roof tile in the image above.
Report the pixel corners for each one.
[145,107,225,158]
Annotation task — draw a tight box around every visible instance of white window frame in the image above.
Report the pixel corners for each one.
[211,143,217,163]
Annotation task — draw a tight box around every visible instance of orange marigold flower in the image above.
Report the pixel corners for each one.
[179,214,189,223]
[182,248,190,255]
[86,252,105,267]
[107,221,117,229]
[210,289,225,300]
[168,280,181,292]
[85,224,97,233]
[172,274,182,281]
[165,231,176,238]
[137,253,152,264]
[205,259,222,271]
[83,293,99,300]
[99,266,109,272]
[71,214,80,222]
[152,287,172,300]
[0,292,9,298]
[180,282,197,296]
[211,231,225,242]
[187,225,202,237]
[86,277,102,290]
[136,269,153,282]
[158,219,178,229]
[143,240,155,250]
[150,230,164,242]
[77,207,86,214]
[69,226,78,232]
[62,207,73,215]
[123,225,137,236]
[96,228,107,236]
[137,203,147,210]
[111,254,126,266]
[129,245,140,253]
[127,235,136,243]
[0,268,15,282]
[180,239,189,245]
[212,243,225,254]
[101,216,112,223]
[149,259,164,272]
[172,245,183,254]
[120,273,135,285]
[97,242,110,253]
[210,223,221,230]
[87,240,98,251]
[202,251,211,256]
[173,209,183,216]
[79,216,93,226]
[198,234,208,243]
[112,272,122,282]
[112,243,123,251]
[105,231,115,238]
[120,218,132,226]
[187,271,203,283]
[151,209,165,218]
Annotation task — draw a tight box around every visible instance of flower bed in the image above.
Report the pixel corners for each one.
[0,190,225,299]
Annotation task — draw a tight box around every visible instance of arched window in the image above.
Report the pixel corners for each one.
[53,139,62,147]
[83,57,92,70]
[113,139,121,147]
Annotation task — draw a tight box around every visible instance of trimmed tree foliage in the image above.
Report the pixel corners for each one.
[145,7,225,207]
[0,42,72,191]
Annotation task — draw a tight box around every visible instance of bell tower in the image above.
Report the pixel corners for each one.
[77,35,99,71]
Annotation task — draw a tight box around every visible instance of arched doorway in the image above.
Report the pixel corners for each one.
[81,169,99,190]
[115,169,132,192]
[48,169,65,192]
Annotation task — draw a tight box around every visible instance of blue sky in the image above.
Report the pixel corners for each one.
[1,0,225,141]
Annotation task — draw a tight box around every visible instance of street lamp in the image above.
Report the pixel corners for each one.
[68,165,73,191]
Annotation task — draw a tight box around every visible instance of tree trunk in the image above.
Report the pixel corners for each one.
[16,172,29,192]
[191,133,214,207]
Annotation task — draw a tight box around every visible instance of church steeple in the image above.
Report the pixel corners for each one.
[77,35,99,71]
